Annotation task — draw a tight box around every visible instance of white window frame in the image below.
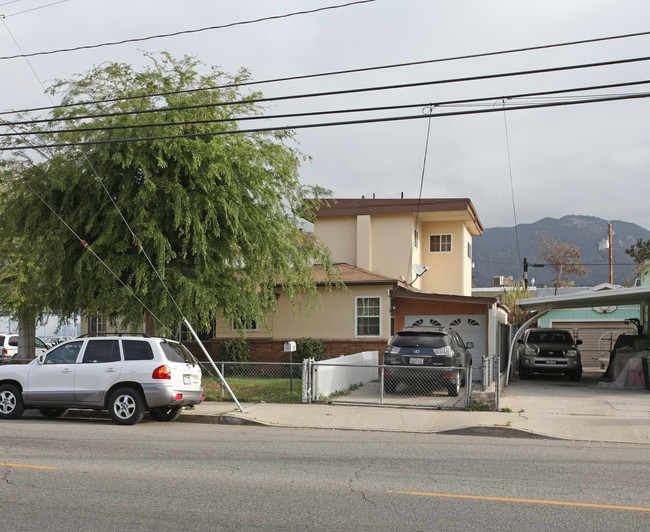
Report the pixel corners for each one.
[231,319,258,332]
[429,233,452,253]
[355,296,382,337]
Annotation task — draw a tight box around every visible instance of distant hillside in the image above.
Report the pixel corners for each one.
[472,215,650,288]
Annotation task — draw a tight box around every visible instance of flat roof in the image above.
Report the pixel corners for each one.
[517,285,650,311]
[314,198,483,234]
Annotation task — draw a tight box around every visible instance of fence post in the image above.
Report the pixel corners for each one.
[465,364,473,406]
[221,363,225,399]
[301,358,311,403]
[495,354,501,412]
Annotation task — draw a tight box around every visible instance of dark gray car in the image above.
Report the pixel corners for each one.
[517,328,582,381]
[383,326,473,396]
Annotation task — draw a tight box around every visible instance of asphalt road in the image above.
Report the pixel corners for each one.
[2,419,649,531]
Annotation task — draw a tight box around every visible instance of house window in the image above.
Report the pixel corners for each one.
[89,313,107,336]
[179,322,215,342]
[356,296,381,337]
[429,234,452,253]
[231,319,258,332]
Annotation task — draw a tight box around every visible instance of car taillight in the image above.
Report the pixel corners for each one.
[152,365,171,379]
[2,348,6,355]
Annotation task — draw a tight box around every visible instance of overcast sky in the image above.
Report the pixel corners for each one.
[2,0,649,231]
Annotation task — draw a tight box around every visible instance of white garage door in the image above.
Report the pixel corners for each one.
[405,314,485,378]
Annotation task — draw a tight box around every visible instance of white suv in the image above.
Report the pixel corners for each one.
[1,334,48,359]
[0,334,204,425]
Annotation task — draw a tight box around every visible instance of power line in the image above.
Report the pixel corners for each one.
[0,0,375,59]
[4,55,650,129]
[3,91,649,152]
[1,0,68,18]
[3,29,650,117]
[4,80,650,139]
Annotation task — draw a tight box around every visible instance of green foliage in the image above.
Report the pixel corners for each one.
[625,238,650,264]
[295,337,326,362]
[0,53,336,332]
[500,282,532,325]
[217,338,251,364]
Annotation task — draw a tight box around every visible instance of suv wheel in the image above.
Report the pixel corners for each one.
[149,405,183,422]
[447,374,460,397]
[519,366,531,380]
[108,387,145,425]
[0,384,24,419]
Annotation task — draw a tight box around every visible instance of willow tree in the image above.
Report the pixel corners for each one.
[0,53,335,335]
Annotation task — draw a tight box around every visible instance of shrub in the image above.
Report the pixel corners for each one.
[295,337,326,362]
[217,338,251,364]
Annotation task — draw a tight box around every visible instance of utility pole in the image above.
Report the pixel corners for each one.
[523,257,528,290]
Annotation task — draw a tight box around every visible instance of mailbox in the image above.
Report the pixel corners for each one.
[284,341,296,353]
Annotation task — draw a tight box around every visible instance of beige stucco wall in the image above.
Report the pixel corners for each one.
[271,284,393,340]
[419,220,472,295]
[369,214,414,282]
[314,211,474,296]
[313,216,357,266]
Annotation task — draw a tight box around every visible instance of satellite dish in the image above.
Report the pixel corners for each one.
[409,264,430,286]
[413,264,429,276]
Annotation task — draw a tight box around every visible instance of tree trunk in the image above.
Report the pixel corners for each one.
[18,315,36,360]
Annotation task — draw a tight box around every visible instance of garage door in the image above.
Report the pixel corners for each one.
[549,320,637,371]
[405,314,485,379]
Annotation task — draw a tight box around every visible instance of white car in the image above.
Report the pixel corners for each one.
[0,335,204,425]
[1,334,48,359]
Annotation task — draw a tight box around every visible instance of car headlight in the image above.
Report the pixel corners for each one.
[524,344,539,356]
[433,345,454,357]
[567,348,579,357]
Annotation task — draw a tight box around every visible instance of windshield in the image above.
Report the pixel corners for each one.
[528,331,574,344]
[391,332,450,349]
[160,341,197,365]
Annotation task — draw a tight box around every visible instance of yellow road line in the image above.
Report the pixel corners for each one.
[388,491,650,512]
[0,462,58,470]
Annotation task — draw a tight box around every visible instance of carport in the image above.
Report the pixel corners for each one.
[511,286,650,385]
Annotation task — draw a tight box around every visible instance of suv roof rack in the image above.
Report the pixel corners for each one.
[76,332,151,338]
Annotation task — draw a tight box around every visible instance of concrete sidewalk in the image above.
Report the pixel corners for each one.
[181,372,650,443]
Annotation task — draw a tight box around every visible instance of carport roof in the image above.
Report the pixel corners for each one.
[517,285,650,311]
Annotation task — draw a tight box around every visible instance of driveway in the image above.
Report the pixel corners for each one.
[501,371,650,417]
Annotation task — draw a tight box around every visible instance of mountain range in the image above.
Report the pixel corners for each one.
[472,215,650,288]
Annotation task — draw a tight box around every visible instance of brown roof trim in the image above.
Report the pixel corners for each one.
[311,263,403,288]
[315,198,484,233]
[390,286,497,305]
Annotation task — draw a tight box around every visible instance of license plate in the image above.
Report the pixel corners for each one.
[546,360,556,365]
[410,357,424,365]
[183,375,192,385]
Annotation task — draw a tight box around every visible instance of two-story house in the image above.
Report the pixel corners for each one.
[84,198,509,369]
[309,198,508,370]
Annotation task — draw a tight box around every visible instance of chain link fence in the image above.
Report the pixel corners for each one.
[198,361,304,403]
[306,360,472,409]
[197,354,502,410]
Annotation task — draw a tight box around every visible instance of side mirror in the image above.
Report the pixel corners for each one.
[576,339,583,345]
[517,338,524,344]
[466,342,474,349]
[37,353,46,365]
